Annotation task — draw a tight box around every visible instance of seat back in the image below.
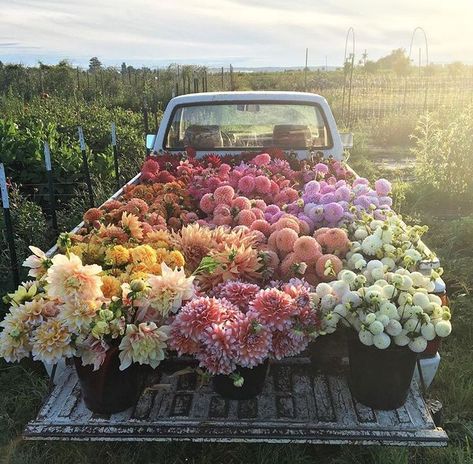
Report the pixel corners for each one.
[183,125,223,149]
[272,124,312,148]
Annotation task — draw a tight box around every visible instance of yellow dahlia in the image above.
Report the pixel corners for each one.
[105,245,131,267]
[0,310,32,362]
[130,245,157,266]
[46,253,103,303]
[31,318,75,364]
[59,299,101,334]
[101,275,122,299]
[165,250,185,269]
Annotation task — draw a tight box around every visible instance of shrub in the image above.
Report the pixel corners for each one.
[411,107,473,197]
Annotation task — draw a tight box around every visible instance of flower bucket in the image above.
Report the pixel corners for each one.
[74,347,147,414]
[347,335,417,410]
[309,331,348,374]
[213,361,269,400]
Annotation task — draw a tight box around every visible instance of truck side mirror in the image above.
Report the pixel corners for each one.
[340,132,354,149]
[146,134,157,151]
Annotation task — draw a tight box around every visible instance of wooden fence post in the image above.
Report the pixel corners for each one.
[78,126,94,208]
[111,123,120,191]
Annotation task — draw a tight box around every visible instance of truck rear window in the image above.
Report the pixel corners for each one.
[164,102,332,150]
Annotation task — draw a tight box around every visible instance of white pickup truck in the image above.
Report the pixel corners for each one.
[29,91,447,446]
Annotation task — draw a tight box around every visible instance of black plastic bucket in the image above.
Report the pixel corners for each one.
[74,347,147,414]
[213,361,269,400]
[347,335,417,410]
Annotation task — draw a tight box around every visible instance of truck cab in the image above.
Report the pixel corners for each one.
[150,91,348,159]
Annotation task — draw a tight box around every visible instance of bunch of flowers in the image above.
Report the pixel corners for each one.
[0,243,196,371]
[345,213,435,272]
[314,267,451,352]
[279,177,393,232]
[171,223,267,288]
[169,280,320,382]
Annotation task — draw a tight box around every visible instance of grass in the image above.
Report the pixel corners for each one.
[1,149,473,464]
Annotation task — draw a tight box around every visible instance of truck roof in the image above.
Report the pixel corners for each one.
[169,91,328,105]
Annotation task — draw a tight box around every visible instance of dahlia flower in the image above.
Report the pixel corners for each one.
[249,288,297,330]
[0,311,32,362]
[121,212,143,240]
[23,246,51,279]
[59,299,101,334]
[31,318,75,364]
[270,328,308,360]
[78,336,109,371]
[119,322,170,370]
[46,253,103,303]
[236,316,272,368]
[138,262,195,319]
[212,280,261,312]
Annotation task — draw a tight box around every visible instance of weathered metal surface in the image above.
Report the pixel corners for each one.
[24,358,448,446]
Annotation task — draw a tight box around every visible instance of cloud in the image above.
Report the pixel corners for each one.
[0,0,472,66]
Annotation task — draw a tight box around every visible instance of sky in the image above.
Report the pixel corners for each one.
[1,0,473,68]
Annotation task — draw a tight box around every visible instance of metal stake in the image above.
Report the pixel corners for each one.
[0,164,20,288]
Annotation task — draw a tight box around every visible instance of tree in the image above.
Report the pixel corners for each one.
[89,57,102,73]
[121,62,127,75]
[376,49,411,76]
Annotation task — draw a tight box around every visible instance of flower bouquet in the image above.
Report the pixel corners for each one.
[315,266,451,409]
[169,280,319,399]
[0,242,195,413]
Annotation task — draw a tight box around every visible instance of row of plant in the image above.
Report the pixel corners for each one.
[0,150,452,411]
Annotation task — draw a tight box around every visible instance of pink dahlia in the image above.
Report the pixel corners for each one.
[321,228,350,256]
[214,185,235,205]
[276,228,299,253]
[255,176,272,194]
[270,329,308,360]
[200,193,216,214]
[252,153,271,166]
[250,219,272,237]
[238,209,257,227]
[171,297,229,341]
[236,316,272,368]
[232,196,252,211]
[238,175,256,194]
[199,321,240,375]
[315,254,343,281]
[251,208,265,220]
[212,280,260,312]
[249,288,296,330]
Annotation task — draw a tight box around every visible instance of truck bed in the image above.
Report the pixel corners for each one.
[24,356,447,446]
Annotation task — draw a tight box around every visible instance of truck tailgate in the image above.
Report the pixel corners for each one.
[23,357,447,446]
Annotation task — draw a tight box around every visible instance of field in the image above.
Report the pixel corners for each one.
[1,63,473,463]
